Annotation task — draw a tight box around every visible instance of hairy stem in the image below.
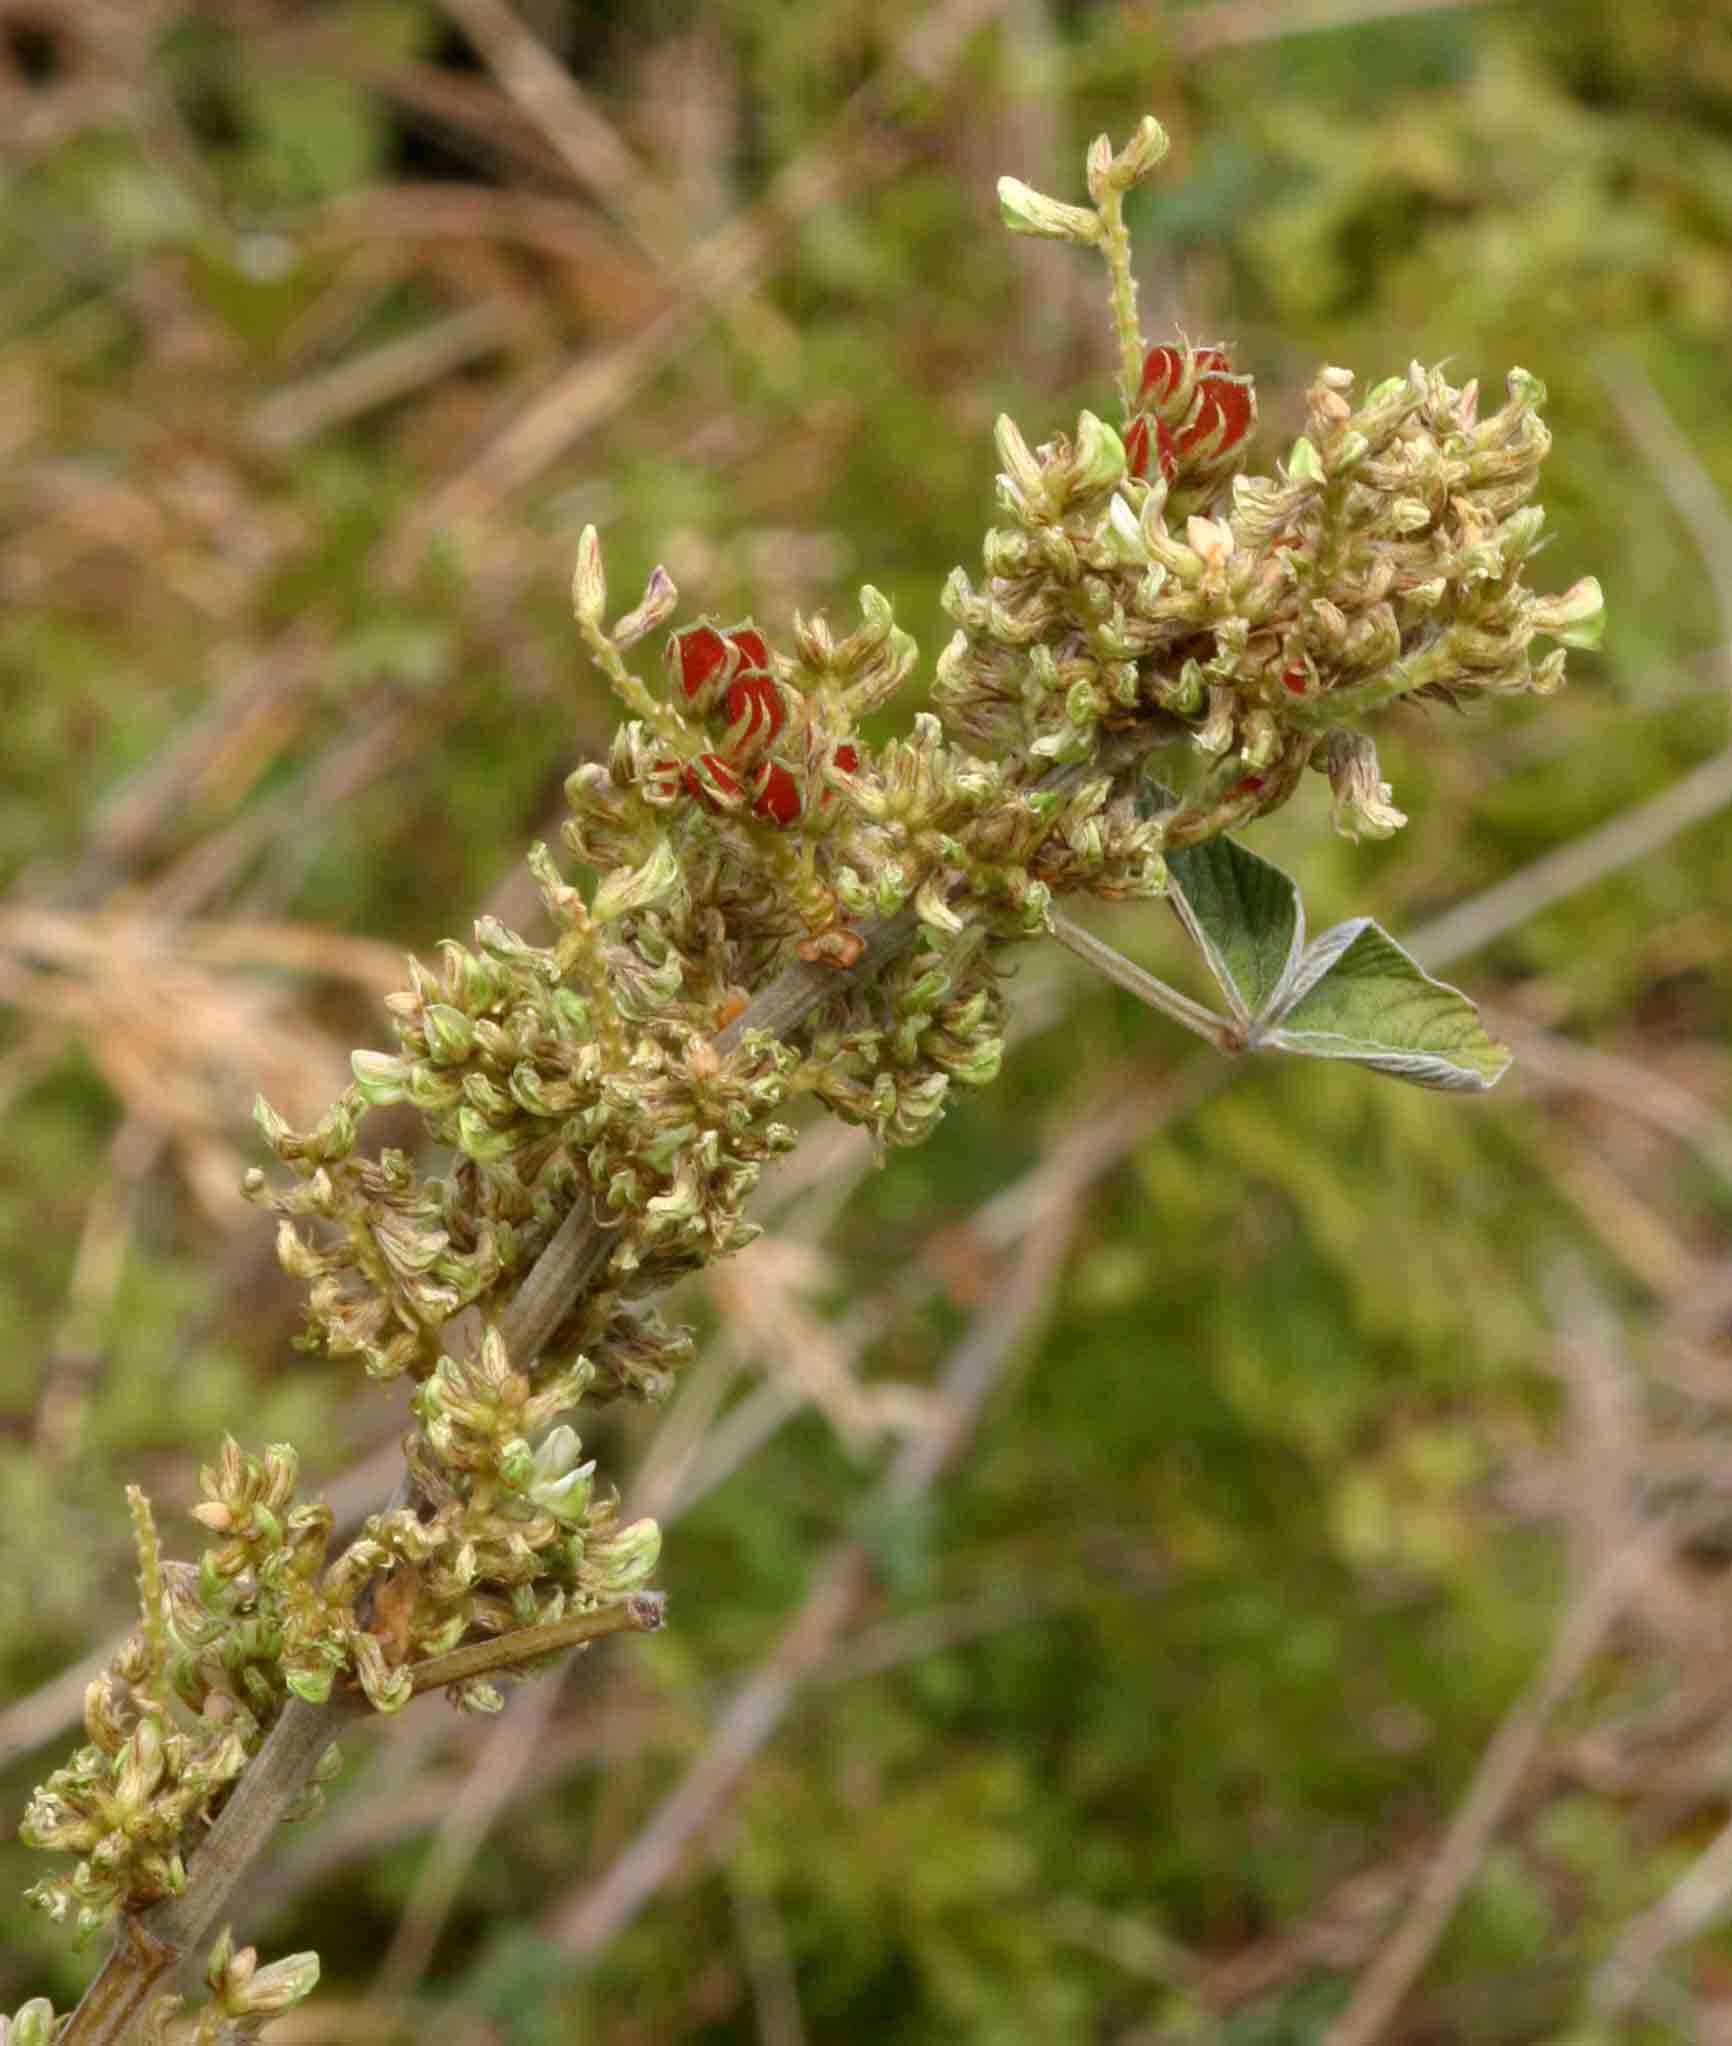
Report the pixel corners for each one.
[1048,910,1242,1054]
[405,1592,665,1698]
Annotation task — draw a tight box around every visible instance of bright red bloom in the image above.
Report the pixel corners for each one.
[818,742,859,810]
[720,668,785,752]
[684,752,743,810]
[1139,343,1229,407]
[1124,415,1178,483]
[666,623,773,715]
[1124,416,1150,478]
[750,761,802,828]
[1281,663,1309,696]
[668,624,730,707]
[1176,376,1254,460]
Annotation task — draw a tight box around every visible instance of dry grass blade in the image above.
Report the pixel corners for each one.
[1404,748,1732,968]
[1593,1809,1732,2018]
[1326,1276,1657,2046]
[1173,0,1494,54]
[250,299,524,451]
[401,0,1003,543]
[1323,1532,1663,2046]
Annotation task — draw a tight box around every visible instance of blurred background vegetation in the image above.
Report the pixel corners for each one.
[2,0,1730,2039]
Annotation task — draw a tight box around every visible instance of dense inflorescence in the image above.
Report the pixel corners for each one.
[21,116,1600,1979]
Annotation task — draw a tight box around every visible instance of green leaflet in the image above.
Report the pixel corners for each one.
[1153,795,1510,1092]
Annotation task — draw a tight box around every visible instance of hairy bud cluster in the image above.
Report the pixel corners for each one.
[936,357,1599,858]
[3,1925,321,2046]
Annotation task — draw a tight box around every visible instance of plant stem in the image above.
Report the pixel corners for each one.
[405,1593,665,1697]
[1093,182,1145,420]
[1047,909,1242,1054]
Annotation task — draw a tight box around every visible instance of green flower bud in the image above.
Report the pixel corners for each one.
[350,1050,409,1106]
[285,1664,333,1706]
[595,1518,662,1591]
[591,839,681,924]
[1288,435,1325,483]
[423,1003,477,1064]
[1326,730,1408,841]
[531,1459,596,1524]
[1531,575,1604,650]
[3,1998,59,2046]
[611,564,677,649]
[1071,412,1127,494]
[996,176,1101,244]
[571,525,606,627]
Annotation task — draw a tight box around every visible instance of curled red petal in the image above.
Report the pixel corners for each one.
[1177,375,1255,459]
[721,670,785,748]
[685,752,743,810]
[727,626,770,670]
[1138,344,1185,405]
[1124,416,1151,479]
[669,624,729,705]
[751,761,802,828]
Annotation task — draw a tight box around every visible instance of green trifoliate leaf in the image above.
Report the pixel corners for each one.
[1257,919,1510,1091]
[1141,780,1508,1091]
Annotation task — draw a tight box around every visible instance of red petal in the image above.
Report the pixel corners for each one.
[728,626,770,670]
[1140,343,1232,408]
[1231,774,1266,799]
[1139,345,1184,405]
[751,761,802,827]
[721,670,784,747]
[1282,664,1308,696]
[685,752,742,809]
[833,743,859,774]
[669,624,729,703]
[1177,376,1254,458]
[1124,416,1151,479]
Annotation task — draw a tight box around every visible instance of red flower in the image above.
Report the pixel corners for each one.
[645,756,685,802]
[684,752,743,810]
[729,626,770,670]
[1231,774,1267,800]
[666,623,773,716]
[1281,663,1309,696]
[1124,416,1150,477]
[1176,376,1254,461]
[720,668,785,754]
[1124,414,1177,483]
[1139,343,1229,408]
[818,742,859,810]
[750,761,802,828]
[668,624,730,709]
